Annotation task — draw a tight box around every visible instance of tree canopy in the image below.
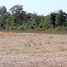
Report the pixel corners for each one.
[0,5,67,31]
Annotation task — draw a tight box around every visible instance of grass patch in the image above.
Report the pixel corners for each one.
[38,42,42,45]
[34,43,37,46]
[24,43,31,47]
[47,41,51,44]
[49,36,53,39]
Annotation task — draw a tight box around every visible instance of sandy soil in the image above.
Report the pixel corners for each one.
[0,32,67,67]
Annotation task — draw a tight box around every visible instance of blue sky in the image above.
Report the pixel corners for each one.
[0,0,67,16]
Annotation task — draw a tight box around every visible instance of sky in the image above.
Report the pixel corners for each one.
[0,0,67,16]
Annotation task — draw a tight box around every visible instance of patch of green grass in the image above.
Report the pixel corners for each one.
[49,36,53,39]
[28,43,31,47]
[38,42,42,45]
[48,41,51,44]
[24,43,31,47]
[34,43,37,46]
[24,44,27,47]
[13,34,17,37]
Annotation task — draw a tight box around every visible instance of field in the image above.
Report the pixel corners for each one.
[0,31,67,67]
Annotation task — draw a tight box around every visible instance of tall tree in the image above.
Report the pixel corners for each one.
[55,10,66,26]
[0,6,7,16]
[0,6,7,29]
[10,4,23,14]
[10,4,24,26]
[50,12,56,26]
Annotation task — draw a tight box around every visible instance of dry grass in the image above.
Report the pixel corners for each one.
[0,32,67,67]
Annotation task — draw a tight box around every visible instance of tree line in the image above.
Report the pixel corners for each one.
[0,4,67,31]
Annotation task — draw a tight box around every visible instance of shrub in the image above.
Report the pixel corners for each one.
[17,26,24,30]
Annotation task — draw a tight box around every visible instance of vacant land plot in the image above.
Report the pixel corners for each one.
[0,32,67,67]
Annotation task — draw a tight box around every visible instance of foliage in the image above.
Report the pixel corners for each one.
[0,5,67,31]
[55,10,66,26]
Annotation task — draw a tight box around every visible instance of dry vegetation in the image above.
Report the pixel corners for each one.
[0,32,67,67]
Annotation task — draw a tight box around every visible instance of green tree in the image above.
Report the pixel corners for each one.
[44,15,53,28]
[50,12,56,27]
[6,14,15,30]
[0,6,7,29]
[10,4,23,14]
[0,6,7,16]
[10,4,24,26]
[55,10,66,26]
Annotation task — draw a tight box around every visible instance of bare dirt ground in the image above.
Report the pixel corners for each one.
[0,32,67,67]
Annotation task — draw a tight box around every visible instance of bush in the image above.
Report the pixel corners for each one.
[0,26,4,30]
[17,26,24,30]
[54,26,65,31]
[9,26,16,30]
[64,27,67,31]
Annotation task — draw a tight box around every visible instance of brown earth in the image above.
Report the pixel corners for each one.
[0,32,67,67]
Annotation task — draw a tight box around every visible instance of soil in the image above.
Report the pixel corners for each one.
[0,32,67,67]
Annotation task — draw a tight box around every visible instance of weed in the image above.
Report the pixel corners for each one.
[34,43,36,46]
[39,38,41,40]
[28,43,31,47]
[48,41,51,44]
[49,36,53,39]
[24,43,31,47]
[13,34,17,37]
[39,42,42,45]
[24,44,27,47]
